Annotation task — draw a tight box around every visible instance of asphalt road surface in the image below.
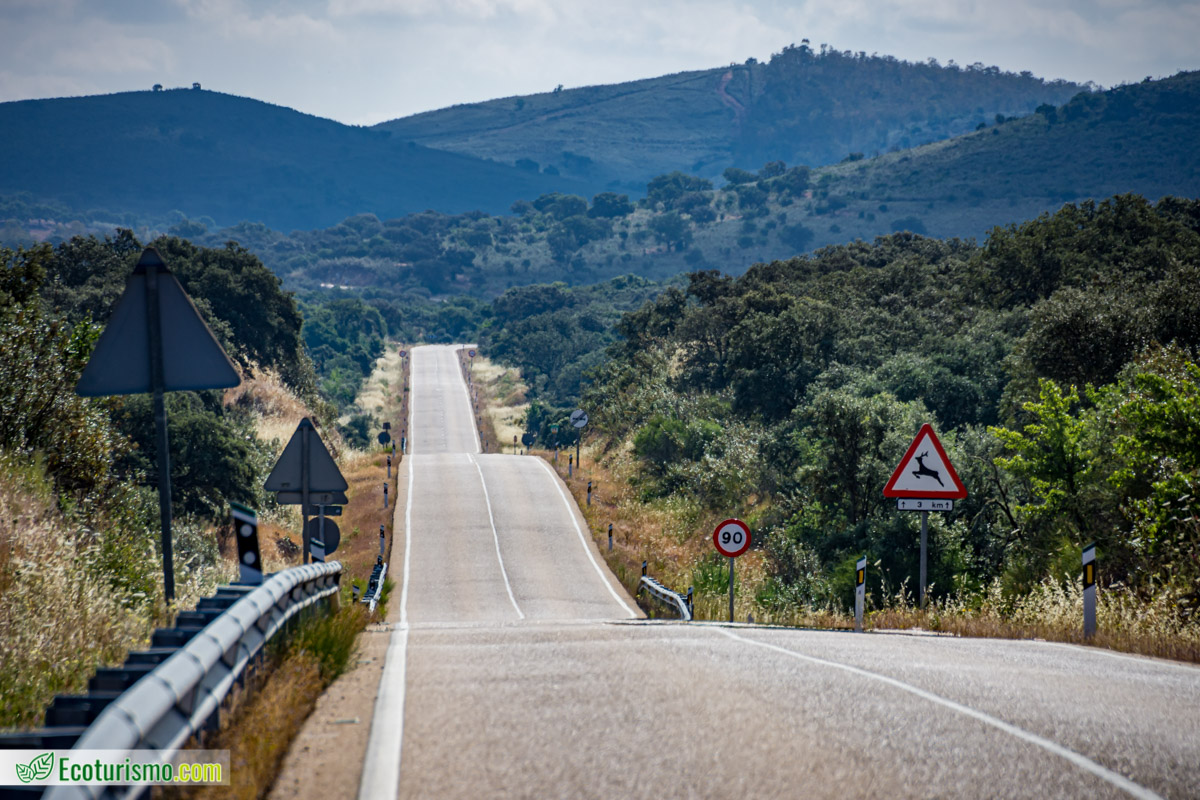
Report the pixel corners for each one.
[359,344,1200,799]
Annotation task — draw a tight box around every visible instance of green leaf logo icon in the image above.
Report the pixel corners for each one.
[15,752,53,783]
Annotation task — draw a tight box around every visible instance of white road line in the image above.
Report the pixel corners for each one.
[469,454,524,619]
[457,345,481,454]
[715,627,1164,800]
[534,457,638,619]
[359,347,419,800]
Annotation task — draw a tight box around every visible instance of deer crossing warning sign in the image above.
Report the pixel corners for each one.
[882,423,967,500]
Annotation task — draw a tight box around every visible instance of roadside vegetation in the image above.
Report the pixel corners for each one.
[0,234,399,730]
[517,195,1200,662]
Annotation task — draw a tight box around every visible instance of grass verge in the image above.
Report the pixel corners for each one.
[166,592,368,800]
[543,446,1200,664]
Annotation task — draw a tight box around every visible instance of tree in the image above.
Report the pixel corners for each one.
[589,192,634,218]
[645,172,713,209]
[648,212,692,251]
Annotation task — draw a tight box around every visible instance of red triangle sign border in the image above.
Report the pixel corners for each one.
[882,423,967,499]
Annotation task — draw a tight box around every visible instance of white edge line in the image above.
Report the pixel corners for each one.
[457,344,481,454]
[358,347,418,800]
[469,454,524,619]
[1030,640,1200,675]
[715,627,1163,800]
[534,457,638,619]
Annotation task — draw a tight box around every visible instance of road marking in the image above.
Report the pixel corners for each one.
[359,347,420,800]
[1031,640,1200,675]
[457,345,481,454]
[715,628,1163,800]
[469,454,524,619]
[534,457,638,619]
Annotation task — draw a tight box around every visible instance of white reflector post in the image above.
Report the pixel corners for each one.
[855,556,866,633]
[1083,542,1097,639]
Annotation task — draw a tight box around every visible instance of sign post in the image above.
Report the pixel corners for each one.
[713,518,751,623]
[571,409,588,471]
[76,247,241,603]
[882,423,967,608]
[1083,542,1097,638]
[855,556,866,632]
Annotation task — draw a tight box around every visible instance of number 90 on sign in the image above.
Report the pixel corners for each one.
[713,518,751,558]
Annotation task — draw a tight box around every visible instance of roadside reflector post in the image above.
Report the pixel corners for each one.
[686,586,693,618]
[855,556,866,632]
[608,522,613,552]
[569,454,573,478]
[513,434,518,453]
[231,502,263,585]
[380,524,386,556]
[1083,542,1097,639]
[587,480,592,506]
[387,455,392,479]
[392,441,396,458]
[383,481,389,509]
[642,560,647,577]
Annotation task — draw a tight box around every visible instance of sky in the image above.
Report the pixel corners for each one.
[0,0,1197,126]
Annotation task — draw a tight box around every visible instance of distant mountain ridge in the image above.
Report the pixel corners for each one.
[0,88,587,231]
[375,45,1085,187]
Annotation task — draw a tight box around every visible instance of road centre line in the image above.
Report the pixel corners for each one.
[534,457,638,619]
[714,627,1163,800]
[469,454,524,619]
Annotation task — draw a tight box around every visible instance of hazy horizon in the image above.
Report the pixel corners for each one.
[1,0,1197,126]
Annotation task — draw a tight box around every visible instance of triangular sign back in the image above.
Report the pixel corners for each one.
[883,423,966,499]
[76,248,240,396]
[264,418,349,493]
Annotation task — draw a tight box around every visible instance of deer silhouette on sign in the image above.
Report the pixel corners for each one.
[911,451,944,487]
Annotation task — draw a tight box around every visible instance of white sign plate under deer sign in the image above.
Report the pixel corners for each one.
[883,423,966,500]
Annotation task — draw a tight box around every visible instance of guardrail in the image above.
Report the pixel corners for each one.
[637,575,692,621]
[0,562,342,799]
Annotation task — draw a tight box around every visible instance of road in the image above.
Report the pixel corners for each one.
[359,344,1200,799]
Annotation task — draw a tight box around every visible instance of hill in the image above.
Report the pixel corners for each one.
[375,45,1083,187]
[0,88,587,231]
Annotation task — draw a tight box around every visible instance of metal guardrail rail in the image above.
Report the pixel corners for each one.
[637,575,692,621]
[0,562,342,800]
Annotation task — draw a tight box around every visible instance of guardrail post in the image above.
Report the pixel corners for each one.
[608,523,613,552]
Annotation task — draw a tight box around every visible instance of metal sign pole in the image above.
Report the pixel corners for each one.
[728,556,735,623]
[145,265,175,604]
[919,511,928,608]
[576,429,581,472]
[301,424,311,564]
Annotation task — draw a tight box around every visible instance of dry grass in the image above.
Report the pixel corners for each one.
[457,349,521,454]
[538,445,1200,663]
[225,367,313,455]
[166,601,368,800]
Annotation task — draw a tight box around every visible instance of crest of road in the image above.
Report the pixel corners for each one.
[357,345,1198,799]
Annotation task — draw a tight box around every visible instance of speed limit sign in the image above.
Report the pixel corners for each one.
[713,518,751,558]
